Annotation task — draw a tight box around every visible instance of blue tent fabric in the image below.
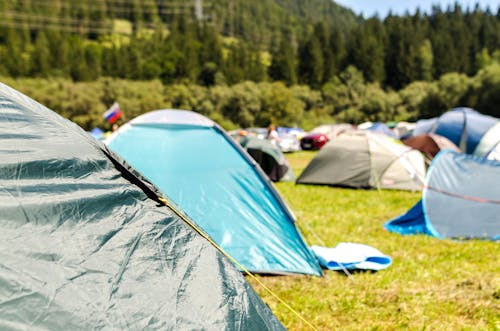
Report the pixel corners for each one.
[386,150,500,240]
[310,244,392,271]
[106,110,322,276]
[89,127,104,139]
[413,118,437,136]
[413,108,498,154]
[384,200,432,236]
[365,122,398,138]
[474,122,500,160]
[423,150,500,240]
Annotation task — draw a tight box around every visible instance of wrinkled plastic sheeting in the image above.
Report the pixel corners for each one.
[0,82,285,330]
[107,123,321,276]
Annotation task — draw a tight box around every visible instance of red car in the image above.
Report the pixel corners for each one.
[300,132,329,150]
[300,124,355,150]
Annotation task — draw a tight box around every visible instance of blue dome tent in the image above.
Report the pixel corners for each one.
[105,110,322,276]
[363,122,398,138]
[385,150,500,240]
[413,107,498,154]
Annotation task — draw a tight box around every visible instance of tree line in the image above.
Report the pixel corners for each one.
[0,1,499,128]
[3,61,499,132]
[0,2,499,90]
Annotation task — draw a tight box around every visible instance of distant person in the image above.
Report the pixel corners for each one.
[236,129,250,147]
[267,124,280,146]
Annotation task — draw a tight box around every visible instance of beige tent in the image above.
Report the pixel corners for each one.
[297,131,426,191]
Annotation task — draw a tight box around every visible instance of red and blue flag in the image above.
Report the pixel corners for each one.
[103,102,123,123]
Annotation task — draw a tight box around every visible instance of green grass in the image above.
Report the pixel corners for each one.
[247,151,500,331]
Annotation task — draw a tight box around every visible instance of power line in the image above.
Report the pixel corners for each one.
[0,20,112,34]
[3,12,111,27]
[0,0,216,35]
[23,0,212,16]
[0,0,211,32]
[0,12,168,34]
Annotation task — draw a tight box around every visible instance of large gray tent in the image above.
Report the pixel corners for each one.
[0,83,285,330]
[297,131,426,190]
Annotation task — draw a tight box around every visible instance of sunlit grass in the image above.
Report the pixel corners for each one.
[248,151,500,331]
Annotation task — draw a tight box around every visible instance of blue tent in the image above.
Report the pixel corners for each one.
[385,150,500,240]
[89,127,104,139]
[364,122,398,138]
[413,107,498,154]
[474,122,500,160]
[412,118,437,136]
[106,110,322,276]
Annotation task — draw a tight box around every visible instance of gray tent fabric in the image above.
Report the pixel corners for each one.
[297,131,425,191]
[0,82,285,330]
[298,132,371,188]
[242,136,295,182]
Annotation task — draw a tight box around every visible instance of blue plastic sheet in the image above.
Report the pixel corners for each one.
[311,244,392,271]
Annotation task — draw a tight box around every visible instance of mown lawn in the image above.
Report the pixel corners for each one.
[247,151,500,331]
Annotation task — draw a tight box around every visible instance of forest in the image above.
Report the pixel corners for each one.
[0,0,499,129]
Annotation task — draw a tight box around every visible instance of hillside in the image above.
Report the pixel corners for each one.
[0,0,359,48]
[1,0,500,129]
[209,0,359,47]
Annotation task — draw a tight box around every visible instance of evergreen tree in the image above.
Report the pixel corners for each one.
[223,43,246,85]
[384,16,407,88]
[4,28,30,77]
[329,28,346,78]
[85,44,102,80]
[269,38,297,85]
[349,19,385,83]
[69,38,90,81]
[31,32,51,77]
[312,22,334,84]
[298,34,324,88]
[416,39,434,81]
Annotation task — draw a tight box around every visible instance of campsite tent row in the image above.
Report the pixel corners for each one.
[384,106,500,240]
[0,83,288,330]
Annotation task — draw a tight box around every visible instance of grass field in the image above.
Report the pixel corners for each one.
[247,151,500,331]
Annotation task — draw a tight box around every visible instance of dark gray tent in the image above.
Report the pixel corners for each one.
[0,83,285,330]
[241,136,294,182]
[297,131,426,191]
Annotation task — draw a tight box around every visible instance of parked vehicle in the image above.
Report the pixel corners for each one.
[300,132,329,150]
[300,124,354,150]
